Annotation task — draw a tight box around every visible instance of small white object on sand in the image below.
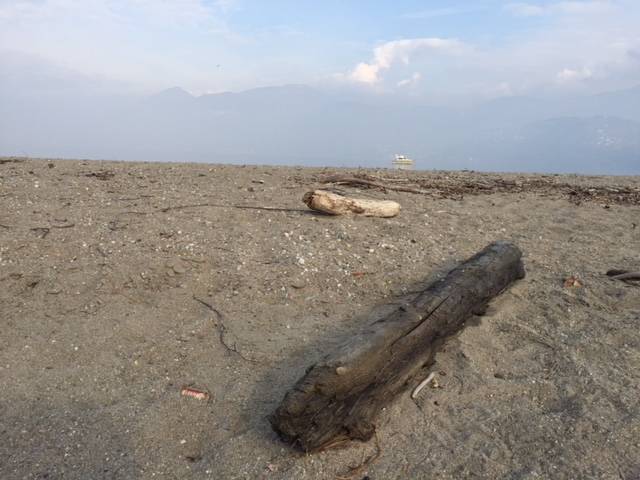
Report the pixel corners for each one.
[411,372,436,399]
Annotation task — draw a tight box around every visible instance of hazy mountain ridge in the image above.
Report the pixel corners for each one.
[1,56,638,174]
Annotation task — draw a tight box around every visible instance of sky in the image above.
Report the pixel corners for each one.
[1,0,640,101]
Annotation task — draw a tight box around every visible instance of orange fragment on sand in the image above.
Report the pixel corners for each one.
[181,386,210,401]
[563,276,583,288]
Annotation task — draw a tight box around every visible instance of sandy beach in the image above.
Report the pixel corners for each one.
[1,157,639,479]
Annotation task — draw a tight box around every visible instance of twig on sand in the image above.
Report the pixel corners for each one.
[119,203,308,216]
[30,223,75,239]
[0,158,26,164]
[336,430,382,480]
[321,175,426,194]
[411,372,436,399]
[119,210,149,216]
[193,296,223,320]
[0,223,11,229]
[31,227,50,238]
[193,296,258,363]
[160,203,211,212]
[160,203,307,213]
[115,195,154,201]
[94,245,108,257]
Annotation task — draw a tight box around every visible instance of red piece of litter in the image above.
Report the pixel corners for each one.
[181,386,210,401]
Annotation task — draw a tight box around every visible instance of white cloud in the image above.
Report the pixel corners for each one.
[350,63,381,84]
[556,1,613,14]
[489,82,515,96]
[0,0,229,27]
[348,38,464,85]
[2,0,639,99]
[556,67,594,83]
[340,1,640,100]
[0,0,241,92]
[213,0,239,12]
[505,3,547,16]
[506,1,614,17]
[400,7,482,19]
[397,72,422,87]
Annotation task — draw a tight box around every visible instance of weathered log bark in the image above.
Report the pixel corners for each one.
[303,190,401,217]
[269,241,525,452]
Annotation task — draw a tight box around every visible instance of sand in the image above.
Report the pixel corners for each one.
[1,157,639,479]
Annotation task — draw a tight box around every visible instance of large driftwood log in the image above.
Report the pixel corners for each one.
[270,241,525,452]
[303,190,401,217]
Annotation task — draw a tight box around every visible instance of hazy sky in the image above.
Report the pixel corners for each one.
[1,0,640,101]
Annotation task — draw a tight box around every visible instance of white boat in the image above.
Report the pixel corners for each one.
[392,154,414,170]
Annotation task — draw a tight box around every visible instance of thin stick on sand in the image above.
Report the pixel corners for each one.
[411,372,436,399]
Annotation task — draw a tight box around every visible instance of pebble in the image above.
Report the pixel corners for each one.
[172,264,187,274]
[290,279,306,289]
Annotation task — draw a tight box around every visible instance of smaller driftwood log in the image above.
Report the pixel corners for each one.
[303,190,401,217]
[606,269,640,283]
[270,241,525,452]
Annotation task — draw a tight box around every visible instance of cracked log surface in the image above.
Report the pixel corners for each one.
[270,241,526,452]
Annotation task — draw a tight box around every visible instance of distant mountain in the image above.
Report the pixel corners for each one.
[147,87,196,107]
[585,85,640,122]
[0,54,638,174]
[524,116,640,151]
[464,85,640,126]
[502,116,640,174]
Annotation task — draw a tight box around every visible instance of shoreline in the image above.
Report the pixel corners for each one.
[3,155,640,179]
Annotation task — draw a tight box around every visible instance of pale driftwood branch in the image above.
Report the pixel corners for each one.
[411,372,436,399]
[269,241,525,452]
[303,190,401,218]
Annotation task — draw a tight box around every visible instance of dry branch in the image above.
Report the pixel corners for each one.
[270,241,525,452]
[303,190,401,217]
[193,296,258,363]
[160,203,306,213]
[321,175,426,194]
